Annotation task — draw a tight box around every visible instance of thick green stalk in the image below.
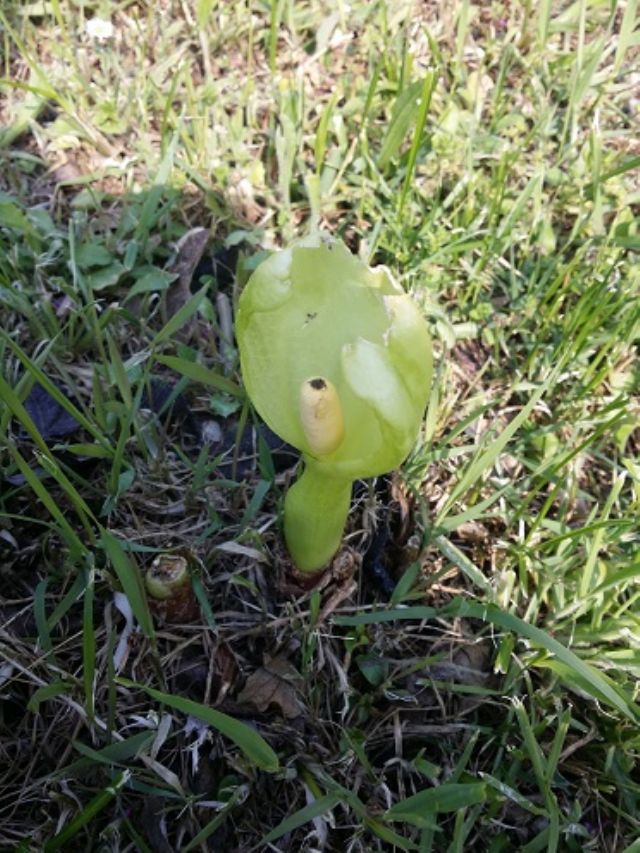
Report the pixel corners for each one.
[283,459,352,573]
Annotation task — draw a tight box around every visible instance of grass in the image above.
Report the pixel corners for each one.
[0,0,639,849]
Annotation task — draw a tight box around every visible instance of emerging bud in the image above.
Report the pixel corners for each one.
[145,553,200,623]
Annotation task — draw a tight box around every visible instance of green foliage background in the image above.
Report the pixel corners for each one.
[0,0,639,850]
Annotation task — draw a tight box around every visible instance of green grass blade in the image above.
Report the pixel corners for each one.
[378,78,425,170]
[385,782,487,825]
[269,0,286,74]
[512,698,550,797]
[335,606,439,626]
[314,90,340,173]
[191,573,217,629]
[0,370,98,540]
[364,816,420,850]
[335,599,640,722]
[0,373,52,456]
[545,708,571,784]
[35,452,98,539]
[183,784,247,851]
[83,567,96,721]
[479,773,547,817]
[101,530,155,640]
[105,332,133,409]
[450,602,640,722]
[195,0,217,30]
[27,681,69,713]
[44,770,130,852]
[579,473,625,597]
[67,732,155,773]
[433,535,492,593]
[436,372,556,524]
[134,133,178,242]
[7,442,87,559]
[150,284,210,346]
[262,792,341,844]
[34,578,53,657]
[0,331,113,452]
[538,0,552,46]
[398,71,436,213]
[613,0,638,74]
[155,354,243,397]
[118,679,279,772]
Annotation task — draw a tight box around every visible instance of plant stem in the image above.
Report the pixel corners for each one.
[284,459,352,573]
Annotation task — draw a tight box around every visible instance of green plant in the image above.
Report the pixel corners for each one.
[236,233,432,572]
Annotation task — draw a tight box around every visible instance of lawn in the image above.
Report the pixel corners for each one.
[1,0,639,850]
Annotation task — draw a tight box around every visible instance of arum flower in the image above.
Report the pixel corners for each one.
[236,233,432,573]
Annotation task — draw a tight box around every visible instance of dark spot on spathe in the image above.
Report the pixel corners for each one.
[309,378,326,390]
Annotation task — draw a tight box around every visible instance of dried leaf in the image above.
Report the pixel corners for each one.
[164,226,210,319]
[237,656,304,719]
[112,591,135,673]
[23,383,80,440]
[215,641,239,703]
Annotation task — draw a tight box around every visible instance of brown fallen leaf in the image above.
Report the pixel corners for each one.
[237,655,304,719]
[214,640,239,704]
[162,226,210,329]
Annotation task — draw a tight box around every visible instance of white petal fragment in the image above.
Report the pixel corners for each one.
[113,591,135,673]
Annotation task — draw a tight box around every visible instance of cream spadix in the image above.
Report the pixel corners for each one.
[236,233,432,572]
[299,377,345,456]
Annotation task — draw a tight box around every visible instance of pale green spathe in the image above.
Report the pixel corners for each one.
[236,233,432,572]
